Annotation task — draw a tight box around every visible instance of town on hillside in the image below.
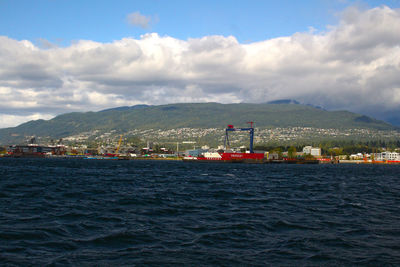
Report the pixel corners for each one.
[1,126,400,164]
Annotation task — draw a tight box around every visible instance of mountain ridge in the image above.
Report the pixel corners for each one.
[0,102,397,144]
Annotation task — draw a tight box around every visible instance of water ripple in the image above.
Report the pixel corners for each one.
[1,158,400,265]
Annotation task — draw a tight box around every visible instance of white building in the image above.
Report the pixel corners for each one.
[303,146,321,156]
[375,151,400,161]
[350,153,364,160]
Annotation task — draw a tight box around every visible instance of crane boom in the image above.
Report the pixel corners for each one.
[115,135,123,154]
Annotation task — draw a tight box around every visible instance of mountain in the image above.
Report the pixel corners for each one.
[0,102,397,144]
[266,99,300,105]
[267,98,326,110]
[99,104,151,112]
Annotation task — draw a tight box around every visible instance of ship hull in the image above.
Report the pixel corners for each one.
[183,153,320,164]
[188,152,265,163]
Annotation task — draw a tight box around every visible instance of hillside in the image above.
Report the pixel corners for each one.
[0,102,397,144]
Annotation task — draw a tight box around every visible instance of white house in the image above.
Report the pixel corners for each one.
[303,146,321,156]
[350,153,364,160]
[375,151,400,161]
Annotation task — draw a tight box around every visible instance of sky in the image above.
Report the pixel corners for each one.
[1,0,400,128]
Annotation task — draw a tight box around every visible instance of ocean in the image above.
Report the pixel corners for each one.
[1,158,399,266]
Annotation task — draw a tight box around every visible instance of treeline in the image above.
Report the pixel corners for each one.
[255,139,400,155]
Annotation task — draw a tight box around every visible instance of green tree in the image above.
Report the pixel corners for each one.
[328,147,343,156]
[270,147,283,158]
[126,136,142,146]
[288,146,297,159]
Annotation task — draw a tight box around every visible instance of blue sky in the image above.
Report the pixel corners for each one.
[1,0,400,128]
[1,0,399,45]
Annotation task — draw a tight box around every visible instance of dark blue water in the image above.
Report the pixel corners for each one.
[1,158,399,266]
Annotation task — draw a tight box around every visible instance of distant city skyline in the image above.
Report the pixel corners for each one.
[1,0,400,127]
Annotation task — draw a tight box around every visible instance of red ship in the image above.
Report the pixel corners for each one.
[195,151,265,163]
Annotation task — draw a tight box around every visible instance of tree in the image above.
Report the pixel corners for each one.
[126,136,142,146]
[288,146,297,159]
[270,147,283,158]
[328,147,343,156]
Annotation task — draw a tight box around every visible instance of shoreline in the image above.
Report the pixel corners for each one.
[1,155,400,164]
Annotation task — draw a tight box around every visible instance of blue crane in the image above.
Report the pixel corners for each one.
[224,122,255,153]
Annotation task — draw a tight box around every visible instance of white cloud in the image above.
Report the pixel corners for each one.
[0,6,400,127]
[0,113,54,128]
[126,11,154,29]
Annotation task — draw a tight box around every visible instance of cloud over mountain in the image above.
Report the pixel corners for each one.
[0,6,400,127]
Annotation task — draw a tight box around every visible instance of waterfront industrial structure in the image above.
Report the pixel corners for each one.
[1,123,400,164]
